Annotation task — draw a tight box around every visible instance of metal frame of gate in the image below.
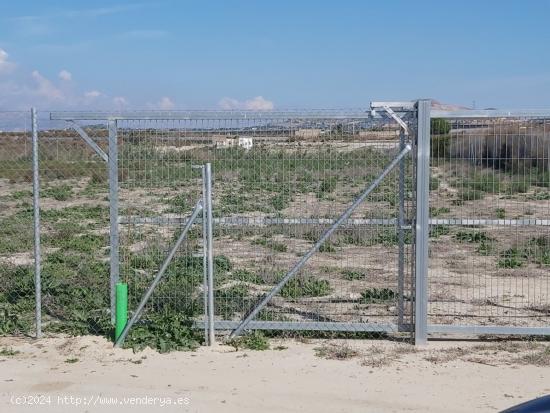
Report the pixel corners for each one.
[43,101,427,344]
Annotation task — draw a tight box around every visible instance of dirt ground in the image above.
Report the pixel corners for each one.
[0,336,549,413]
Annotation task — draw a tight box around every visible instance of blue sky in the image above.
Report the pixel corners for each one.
[1,0,549,110]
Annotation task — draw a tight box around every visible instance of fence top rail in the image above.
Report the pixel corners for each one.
[49,110,383,121]
[49,108,419,121]
[431,109,550,118]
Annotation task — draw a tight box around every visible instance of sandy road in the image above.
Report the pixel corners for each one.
[0,336,549,413]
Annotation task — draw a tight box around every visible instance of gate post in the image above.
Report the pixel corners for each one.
[397,130,406,331]
[108,119,120,325]
[415,100,431,345]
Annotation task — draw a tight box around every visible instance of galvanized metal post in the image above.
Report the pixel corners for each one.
[108,120,119,325]
[201,165,209,344]
[31,108,42,339]
[415,100,431,345]
[205,163,215,345]
[397,130,406,330]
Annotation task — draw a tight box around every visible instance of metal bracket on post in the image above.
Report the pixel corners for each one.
[370,102,411,137]
[67,121,109,162]
[229,144,412,339]
[415,100,431,346]
[114,200,204,347]
[108,120,119,325]
[31,108,42,339]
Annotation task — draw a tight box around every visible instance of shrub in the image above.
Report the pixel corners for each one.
[41,185,73,201]
[215,285,251,319]
[342,269,365,280]
[431,118,451,135]
[498,248,524,268]
[431,135,450,159]
[227,331,269,351]
[280,277,331,299]
[125,313,202,353]
[361,288,397,303]
[457,188,484,202]
[317,176,337,199]
[455,231,492,243]
[232,269,264,284]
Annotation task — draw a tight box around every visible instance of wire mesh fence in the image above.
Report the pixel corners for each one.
[428,116,550,332]
[115,114,416,340]
[0,112,34,335]
[1,103,549,346]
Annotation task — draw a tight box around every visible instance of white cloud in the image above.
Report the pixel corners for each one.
[58,69,72,81]
[218,97,240,110]
[243,96,274,110]
[113,96,128,108]
[31,70,64,101]
[84,90,102,99]
[218,96,274,111]
[158,96,175,110]
[0,49,16,74]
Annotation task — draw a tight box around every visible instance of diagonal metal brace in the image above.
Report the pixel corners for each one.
[229,144,413,338]
[68,121,109,162]
[114,199,203,347]
[370,102,411,136]
[382,106,409,136]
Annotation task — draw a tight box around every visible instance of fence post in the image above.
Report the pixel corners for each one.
[108,120,120,325]
[201,165,209,344]
[415,99,431,345]
[31,108,42,338]
[397,130,406,331]
[205,163,215,345]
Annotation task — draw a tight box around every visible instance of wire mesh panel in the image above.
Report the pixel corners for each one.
[117,120,207,338]
[114,112,416,338]
[428,116,550,331]
[35,117,111,335]
[0,111,34,336]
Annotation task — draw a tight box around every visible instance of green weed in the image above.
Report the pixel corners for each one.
[280,277,331,299]
[253,237,288,253]
[41,185,73,201]
[455,231,492,243]
[361,288,397,303]
[227,331,269,351]
[342,269,365,280]
[232,269,264,284]
[0,347,19,357]
[125,313,202,353]
[498,248,524,268]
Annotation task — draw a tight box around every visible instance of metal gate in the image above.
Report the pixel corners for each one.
[48,103,423,343]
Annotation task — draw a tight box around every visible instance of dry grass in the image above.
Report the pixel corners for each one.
[423,341,550,366]
[314,342,360,360]
[313,340,550,368]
